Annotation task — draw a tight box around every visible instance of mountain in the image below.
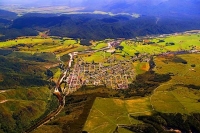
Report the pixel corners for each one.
[0,9,17,20]
[0,0,200,41]
[3,14,199,41]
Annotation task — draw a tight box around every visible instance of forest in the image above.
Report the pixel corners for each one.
[1,11,200,41]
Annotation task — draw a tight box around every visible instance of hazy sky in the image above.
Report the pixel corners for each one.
[0,0,170,6]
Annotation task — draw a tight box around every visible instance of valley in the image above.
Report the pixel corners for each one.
[1,31,200,132]
[0,0,200,132]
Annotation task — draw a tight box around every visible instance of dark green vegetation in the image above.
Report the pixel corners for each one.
[0,9,17,20]
[0,87,54,133]
[117,71,171,98]
[0,51,58,89]
[0,49,60,132]
[126,113,200,133]
[1,12,200,41]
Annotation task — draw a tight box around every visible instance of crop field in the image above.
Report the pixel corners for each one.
[92,42,108,50]
[150,53,200,114]
[0,36,82,56]
[82,51,111,63]
[83,97,152,133]
[151,34,200,51]
[154,54,200,86]
[151,86,200,114]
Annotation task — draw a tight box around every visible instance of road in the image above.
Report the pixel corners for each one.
[25,53,77,133]
[25,48,103,132]
[25,100,65,133]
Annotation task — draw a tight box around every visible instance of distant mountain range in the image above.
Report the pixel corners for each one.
[0,0,200,41]
[0,9,17,20]
[0,11,200,41]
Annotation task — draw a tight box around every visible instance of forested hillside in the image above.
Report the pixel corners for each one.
[1,14,200,41]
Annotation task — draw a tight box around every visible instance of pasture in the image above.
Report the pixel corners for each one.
[151,34,200,51]
[83,97,152,133]
[154,54,200,86]
[151,53,200,114]
[0,36,82,56]
[92,42,108,50]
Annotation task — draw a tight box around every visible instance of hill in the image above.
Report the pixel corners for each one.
[0,9,17,20]
[0,14,199,41]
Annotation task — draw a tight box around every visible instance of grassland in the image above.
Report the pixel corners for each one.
[154,54,200,86]
[151,34,200,51]
[0,36,88,57]
[121,41,166,55]
[0,86,51,132]
[83,97,152,133]
[92,42,108,50]
[82,51,111,63]
[117,34,200,56]
[150,53,200,114]
[1,33,199,63]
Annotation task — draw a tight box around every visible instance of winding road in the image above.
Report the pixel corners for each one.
[24,45,112,132]
[25,52,76,133]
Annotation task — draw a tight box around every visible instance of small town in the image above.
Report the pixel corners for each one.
[66,57,135,91]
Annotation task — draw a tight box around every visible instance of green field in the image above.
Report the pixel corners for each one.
[92,42,108,50]
[154,54,200,86]
[119,34,200,56]
[83,97,152,133]
[0,36,84,56]
[0,87,52,132]
[151,34,200,51]
[150,53,200,114]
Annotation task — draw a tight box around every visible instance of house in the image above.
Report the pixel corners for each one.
[108,40,121,48]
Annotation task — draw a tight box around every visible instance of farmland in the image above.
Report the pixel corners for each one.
[0,32,200,132]
[83,53,200,132]
[83,97,152,133]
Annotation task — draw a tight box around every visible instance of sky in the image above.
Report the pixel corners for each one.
[0,0,171,6]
